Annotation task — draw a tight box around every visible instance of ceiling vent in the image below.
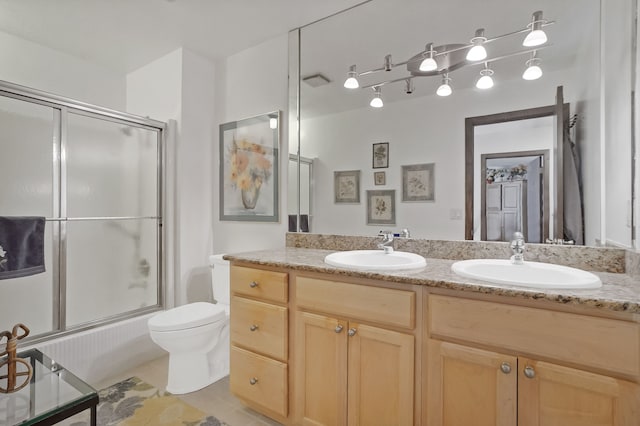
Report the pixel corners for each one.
[303,73,331,87]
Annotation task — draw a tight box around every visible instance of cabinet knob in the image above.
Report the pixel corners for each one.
[249,281,259,288]
[500,362,512,374]
[249,377,258,385]
[348,328,357,337]
[523,366,536,379]
[335,325,344,333]
[249,324,259,332]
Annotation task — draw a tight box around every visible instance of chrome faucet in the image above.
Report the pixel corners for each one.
[510,232,526,264]
[400,228,411,238]
[378,231,394,254]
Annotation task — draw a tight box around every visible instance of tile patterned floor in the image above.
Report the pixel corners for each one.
[92,355,282,426]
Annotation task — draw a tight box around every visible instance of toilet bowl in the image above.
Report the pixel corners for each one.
[148,254,230,394]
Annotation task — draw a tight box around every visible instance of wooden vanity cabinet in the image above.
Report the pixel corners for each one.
[294,276,417,426]
[229,265,289,421]
[426,294,640,426]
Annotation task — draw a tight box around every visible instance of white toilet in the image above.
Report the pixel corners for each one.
[148,254,230,394]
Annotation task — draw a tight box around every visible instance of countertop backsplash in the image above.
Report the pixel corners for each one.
[285,233,627,274]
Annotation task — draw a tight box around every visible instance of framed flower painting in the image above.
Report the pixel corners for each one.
[219,111,280,222]
[366,190,396,225]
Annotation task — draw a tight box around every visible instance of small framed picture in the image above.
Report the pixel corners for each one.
[334,170,360,203]
[374,171,386,186]
[402,163,435,202]
[366,190,396,225]
[372,142,389,169]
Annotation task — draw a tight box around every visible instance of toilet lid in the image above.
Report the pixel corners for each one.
[148,302,227,332]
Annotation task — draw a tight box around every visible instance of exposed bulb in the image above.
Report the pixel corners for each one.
[523,29,547,47]
[476,74,494,89]
[466,45,487,61]
[522,64,542,80]
[419,57,438,72]
[370,87,383,107]
[344,65,359,89]
[436,75,452,96]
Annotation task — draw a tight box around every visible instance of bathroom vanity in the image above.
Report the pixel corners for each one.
[225,239,640,425]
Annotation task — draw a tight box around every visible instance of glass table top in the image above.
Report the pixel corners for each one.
[0,349,97,425]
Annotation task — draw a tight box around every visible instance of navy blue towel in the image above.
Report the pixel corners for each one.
[0,217,46,280]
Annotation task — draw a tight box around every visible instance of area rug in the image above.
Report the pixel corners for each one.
[64,376,228,426]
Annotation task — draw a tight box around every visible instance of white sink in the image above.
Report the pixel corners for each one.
[324,250,427,271]
[451,259,602,289]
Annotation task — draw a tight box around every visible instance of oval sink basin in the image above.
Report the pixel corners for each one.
[451,259,602,289]
[324,250,427,271]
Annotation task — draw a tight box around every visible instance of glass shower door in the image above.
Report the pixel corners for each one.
[65,112,160,327]
[0,96,57,336]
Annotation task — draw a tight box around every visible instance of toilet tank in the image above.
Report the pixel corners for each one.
[209,254,230,305]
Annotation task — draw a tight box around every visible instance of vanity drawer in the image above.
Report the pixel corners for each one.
[230,345,288,417]
[231,296,288,360]
[296,276,415,329]
[231,266,288,303]
[429,295,640,377]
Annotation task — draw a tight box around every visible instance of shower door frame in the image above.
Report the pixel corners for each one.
[0,80,167,343]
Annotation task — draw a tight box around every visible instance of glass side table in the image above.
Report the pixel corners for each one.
[0,349,98,426]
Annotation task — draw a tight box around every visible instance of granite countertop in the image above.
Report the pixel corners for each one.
[224,247,640,314]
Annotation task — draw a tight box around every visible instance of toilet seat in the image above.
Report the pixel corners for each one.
[148,302,226,332]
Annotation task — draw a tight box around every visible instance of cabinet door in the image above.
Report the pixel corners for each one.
[347,323,414,426]
[518,358,640,426]
[427,340,517,426]
[295,311,348,426]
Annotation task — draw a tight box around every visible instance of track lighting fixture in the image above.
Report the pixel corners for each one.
[476,64,494,89]
[466,29,487,61]
[522,52,543,80]
[343,65,359,89]
[436,74,452,97]
[419,43,438,72]
[344,10,552,107]
[370,87,383,107]
[523,11,548,47]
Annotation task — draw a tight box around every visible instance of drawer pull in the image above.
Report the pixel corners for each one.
[523,366,536,379]
[249,324,259,332]
[335,325,344,333]
[249,377,258,385]
[249,281,259,288]
[348,328,357,337]
[500,362,512,374]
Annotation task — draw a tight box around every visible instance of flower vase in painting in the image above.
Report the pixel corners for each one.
[229,139,272,210]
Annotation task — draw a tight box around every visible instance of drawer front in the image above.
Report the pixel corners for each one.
[231,266,288,303]
[296,276,415,329]
[429,295,640,377]
[231,296,288,360]
[230,345,288,417]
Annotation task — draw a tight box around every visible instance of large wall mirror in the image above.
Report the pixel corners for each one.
[289,0,638,248]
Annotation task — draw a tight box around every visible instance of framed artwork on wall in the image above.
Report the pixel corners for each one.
[372,142,389,168]
[374,171,386,185]
[402,163,435,202]
[366,190,396,225]
[219,111,280,222]
[334,170,360,203]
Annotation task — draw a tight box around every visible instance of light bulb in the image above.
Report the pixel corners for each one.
[436,75,452,96]
[419,57,438,72]
[370,88,383,107]
[522,64,542,80]
[476,75,494,89]
[269,118,278,129]
[344,65,359,89]
[466,45,487,61]
[523,29,547,47]
[466,28,487,61]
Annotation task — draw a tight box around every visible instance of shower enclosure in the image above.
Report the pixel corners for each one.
[0,81,165,342]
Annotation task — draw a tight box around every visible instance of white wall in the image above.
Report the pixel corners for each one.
[212,34,289,254]
[0,30,125,110]
[302,68,577,240]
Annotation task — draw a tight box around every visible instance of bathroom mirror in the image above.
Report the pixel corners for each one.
[290,0,636,247]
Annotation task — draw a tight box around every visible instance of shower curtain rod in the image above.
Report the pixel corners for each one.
[44,216,159,221]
